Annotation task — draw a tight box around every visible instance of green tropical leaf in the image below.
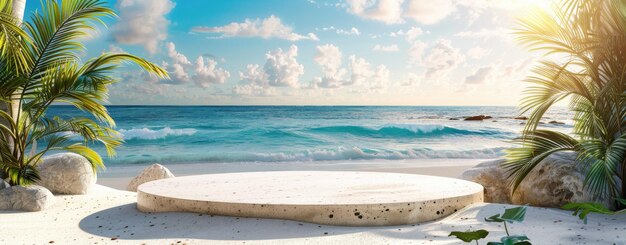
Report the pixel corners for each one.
[562,200,626,224]
[485,206,527,223]
[500,235,531,245]
[448,230,489,243]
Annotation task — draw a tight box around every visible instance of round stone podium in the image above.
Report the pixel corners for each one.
[137,171,483,226]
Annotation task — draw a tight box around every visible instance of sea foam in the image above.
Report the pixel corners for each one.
[119,127,197,140]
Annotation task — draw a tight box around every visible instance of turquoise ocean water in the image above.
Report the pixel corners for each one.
[48,106,572,166]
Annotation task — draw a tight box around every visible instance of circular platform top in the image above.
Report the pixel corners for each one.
[138,171,483,205]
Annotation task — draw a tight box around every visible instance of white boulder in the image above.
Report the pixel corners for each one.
[127,164,175,192]
[0,185,55,211]
[38,153,97,194]
[459,159,510,203]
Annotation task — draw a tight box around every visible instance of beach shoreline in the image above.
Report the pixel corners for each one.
[97,158,489,190]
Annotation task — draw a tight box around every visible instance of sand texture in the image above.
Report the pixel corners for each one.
[1,184,624,244]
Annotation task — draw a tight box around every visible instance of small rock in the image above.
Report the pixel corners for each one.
[38,153,96,194]
[514,116,528,120]
[448,118,460,120]
[127,164,175,192]
[0,185,56,211]
[548,120,565,125]
[0,180,9,190]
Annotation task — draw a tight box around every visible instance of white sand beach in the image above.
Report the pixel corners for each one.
[1,160,625,244]
[1,185,623,244]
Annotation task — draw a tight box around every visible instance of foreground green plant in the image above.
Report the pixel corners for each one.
[562,199,626,224]
[0,0,167,185]
[449,206,531,245]
[449,230,489,245]
[504,0,626,204]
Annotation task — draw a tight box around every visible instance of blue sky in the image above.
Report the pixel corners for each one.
[25,0,548,105]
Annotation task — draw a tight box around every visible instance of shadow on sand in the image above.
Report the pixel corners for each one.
[77,203,435,241]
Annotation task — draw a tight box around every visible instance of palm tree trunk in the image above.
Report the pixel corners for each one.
[621,161,626,209]
[0,0,26,180]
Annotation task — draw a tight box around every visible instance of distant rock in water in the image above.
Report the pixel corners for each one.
[460,153,612,208]
[548,120,565,125]
[464,115,490,121]
[448,118,460,120]
[514,116,528,120]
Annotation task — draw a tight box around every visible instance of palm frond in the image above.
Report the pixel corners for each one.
[504,130,579,192]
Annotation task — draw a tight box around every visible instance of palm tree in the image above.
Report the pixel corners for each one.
[0,0,168,185]
[1,0,25,164]
[504,0,626,205]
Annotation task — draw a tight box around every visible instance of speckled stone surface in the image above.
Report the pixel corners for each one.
[137,171,483,226]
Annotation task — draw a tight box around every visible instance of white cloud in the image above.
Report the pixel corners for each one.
[346,0,404,24]
[455,28,508,41]
[162,42,230,87]
[236,45,304,95]
[193,57,231,88]
[107,44,125,54]
[467,46,491,59]
[167,42,191,65]
[167,63,190,84]
[402,73,420,86]
[192,15,318,41]
[369,65,390,92]
[347,55,374,86]
[404,27,423,42]
[373,44,399,52]
[389,29,404,37]
[308,51,390,92]
[465,66,494,84]
[317,26,361,36]
[499,57,534,78]
[314,44,343,75]
[405,0,455,25]
[408,40,428,65]
[410,39,465,80]
[264,45,305,87]
[112,0,174,54]
[233,82,276,96]
[337,27,361,35]
[312,44,347,88]
[238,64,269,86]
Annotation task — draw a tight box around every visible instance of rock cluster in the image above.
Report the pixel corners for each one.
[127,164,175,192]
[0,153,98,212]
[460,152,611,208]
